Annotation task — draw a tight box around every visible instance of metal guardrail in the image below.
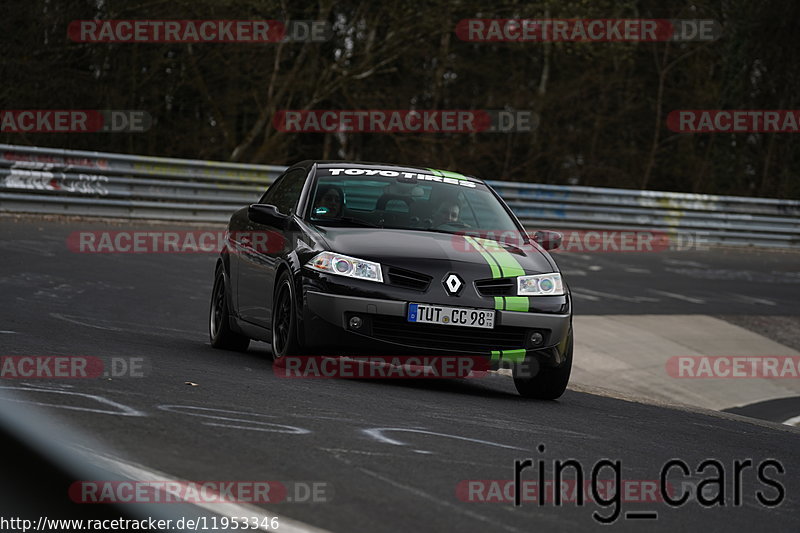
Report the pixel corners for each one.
[0,144,279,222]
[490,182,800,248]
[1,144,798,248]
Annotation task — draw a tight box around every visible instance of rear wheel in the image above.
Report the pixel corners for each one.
[271,271,302,360]
[513,332,573,399]
[209,265,250,351]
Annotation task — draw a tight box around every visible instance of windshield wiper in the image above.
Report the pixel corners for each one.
[315,216,382,228]
[414,227,454,236]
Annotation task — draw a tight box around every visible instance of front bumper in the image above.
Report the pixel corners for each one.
[301,289,571,366]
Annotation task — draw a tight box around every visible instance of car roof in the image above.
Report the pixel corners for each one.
[290,160,483,184]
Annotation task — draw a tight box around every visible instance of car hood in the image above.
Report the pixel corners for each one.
[312,226,556,278]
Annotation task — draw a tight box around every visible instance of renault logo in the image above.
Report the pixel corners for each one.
[443,273,464,296]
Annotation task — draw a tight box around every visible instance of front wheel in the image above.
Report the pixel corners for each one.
[512,332,573,399]
[271,271,302,360]
[209,265,250,351]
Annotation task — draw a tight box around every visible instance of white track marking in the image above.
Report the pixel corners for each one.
[157,405,311,434]
[662,259,707,267]
[362,427,528,453]
[624,267,651,274]
[732,294,776,306]
[782,415,800,427]
[20,382,74,389]
[72,446,331,533]
[357,466,527,533]
[318,447,396,457]
[649,290,705,304]
[50,312,124,331]
[0,386,145,416]
[576,288,659,303]
[570,291,600,301]
[51,313,199,335]
[0,330,17,334]
[203,422,309,434]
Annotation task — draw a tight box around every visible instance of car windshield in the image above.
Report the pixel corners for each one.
[308,169,520,235]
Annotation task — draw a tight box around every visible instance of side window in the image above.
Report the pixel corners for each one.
[260,168,307,215]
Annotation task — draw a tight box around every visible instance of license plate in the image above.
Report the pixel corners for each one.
[407,303,495,329]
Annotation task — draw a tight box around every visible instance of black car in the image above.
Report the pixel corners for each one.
[209,161,573,399]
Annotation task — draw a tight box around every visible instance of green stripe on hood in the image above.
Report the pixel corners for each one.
[475,237,526,278]
[464,236,501,279]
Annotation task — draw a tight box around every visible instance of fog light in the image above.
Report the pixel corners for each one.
[349,316,363,330]
[529,332,544,347]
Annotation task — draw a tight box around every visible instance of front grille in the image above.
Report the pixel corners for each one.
[386,267,432,291]
[474,277,515,296]
[371,315,526,353]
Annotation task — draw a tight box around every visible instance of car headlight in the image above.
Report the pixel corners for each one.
[517,273,564,296]
[305,251,383,283]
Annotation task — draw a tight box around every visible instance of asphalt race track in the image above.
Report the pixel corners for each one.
[1,216,799,532]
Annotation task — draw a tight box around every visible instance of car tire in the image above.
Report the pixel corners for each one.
[512,331,573,399]
[209,265,250,351]
[271,270,302,361]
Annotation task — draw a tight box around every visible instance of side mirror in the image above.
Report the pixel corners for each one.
[248,204,288,228]
[533,230,562,251]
